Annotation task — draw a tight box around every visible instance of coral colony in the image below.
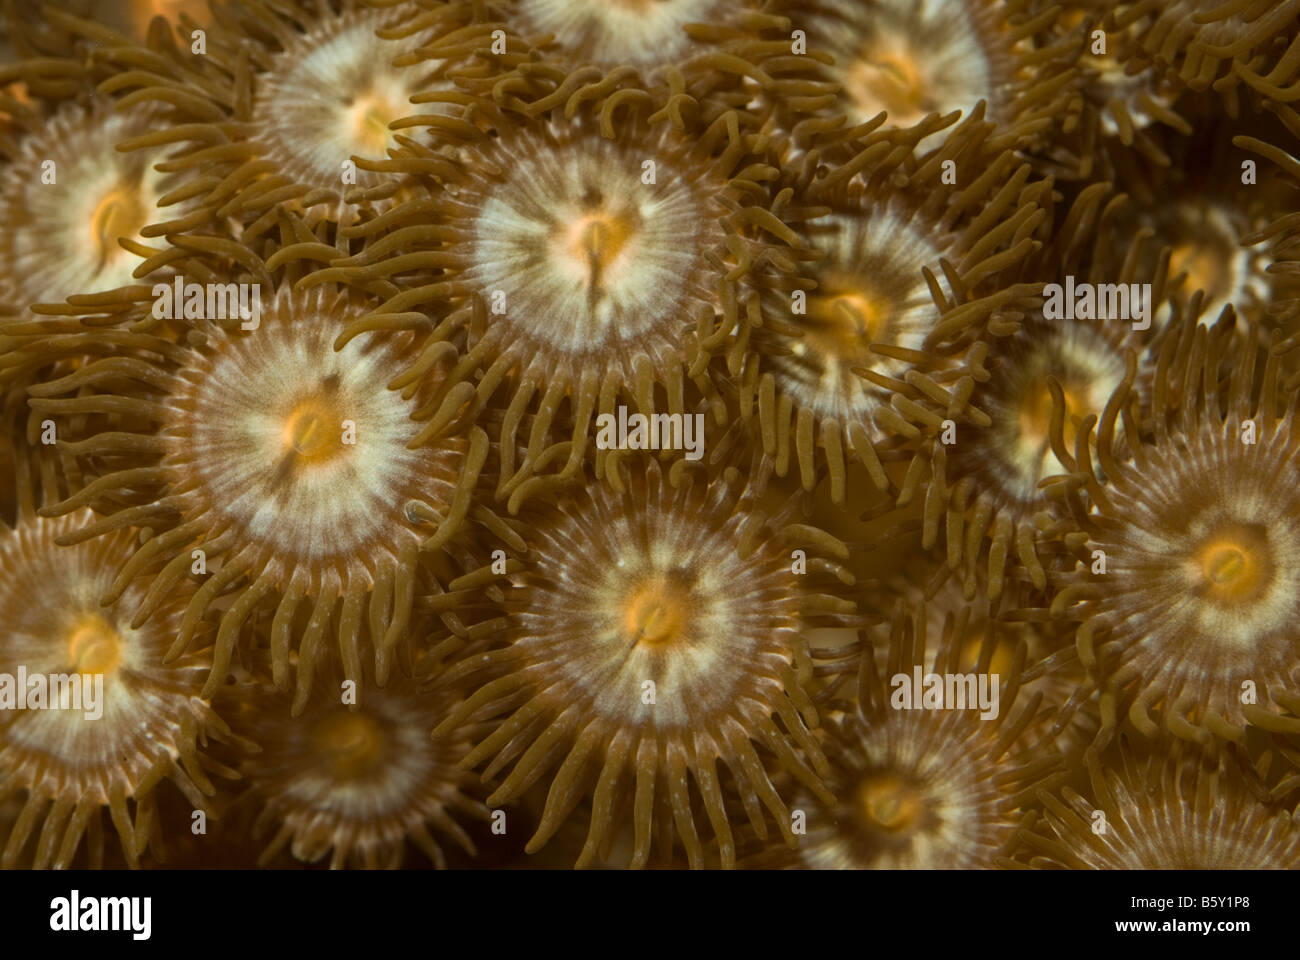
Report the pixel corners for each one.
[0,0,1299,870]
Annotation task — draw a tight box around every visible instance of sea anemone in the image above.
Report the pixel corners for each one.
[431,456,857,868]
[0,98,173,311]
[25,280,486,713]
[1050,319,1300,745]
[1019,738,1300,868]
[746,599,1058,868]
[0,497,239,869]
[220,653,489,869]
[316,92,799,501]
[768,0,1078,158]
[745,146,1049,506]
[61,0,493,240]
[918,305,1134,600]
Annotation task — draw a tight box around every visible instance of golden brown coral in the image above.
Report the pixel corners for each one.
[743,146,1049,507]
[917,308,1135,601]
[766,0,1078,158]
[0,95,176,311]
[0,0,1292,878]
[746,599,1058,868]
[0,501,240,868]
[316,93,801,503]
[25,279,487,713]
[1050,320,1300,745]
[1020,738,1300,868]
[58,0,492,240]
[432,456,856,868]
[219,654,489,869]
[1046,9,1193,178]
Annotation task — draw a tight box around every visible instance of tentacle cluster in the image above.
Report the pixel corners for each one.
[1020,738,1300,868]
[23,280,485,713]
[1111,0,1300,110]
[746,600,1059,868]
[1050,319,1300,745]
[0,501,239,869]
[315,92,803,504]
[432,456,858,869]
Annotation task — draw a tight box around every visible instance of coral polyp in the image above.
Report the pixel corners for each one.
[26,282,482,712]
[248,9,439,200]
[747,148,1047,505]
[508,0,722,68]
[323,96,795,496]
[1051,322,1300,744]
[921,309,1132,599]
[81,0,488,236]
[1049,13,1193,177]
[0,507,236,869]
[1090,118,1295,344]
[432,457,856,869]
[777,0,1076,155]
[748,602,1057,869]
[0,0,1297,877]
[1020,740,1300,868]
[0,101,169,310]
[221,658,488,869]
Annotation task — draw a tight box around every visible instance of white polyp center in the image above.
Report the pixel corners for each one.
[514,0,719,64]
[468,135,715,351]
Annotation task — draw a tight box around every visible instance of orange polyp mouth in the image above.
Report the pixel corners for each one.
[1018,378,1085,451]
[89,183,147,270]
[66,614,124,676]
[1194,525,1270,603]
[554,210,637,288]
[282,399,343,462]
[822,290,888,344]
[622,576,689,646]
[573,216,631,265]
[858,772,924,833]
[800,285,891,373]
[347,93,399,157]
[1169,240,1230,302]
[315,711,385,779]
[1199,543,1258,598]
[958,631,1016,679]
